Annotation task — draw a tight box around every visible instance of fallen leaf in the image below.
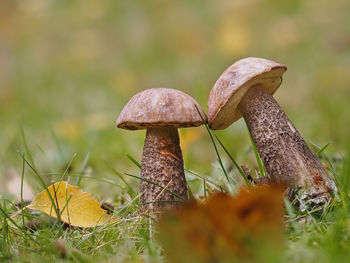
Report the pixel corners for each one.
[158,184,286,263]
[27,182,118,228]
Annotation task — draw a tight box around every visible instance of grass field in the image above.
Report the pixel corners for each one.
[1,0,350,262]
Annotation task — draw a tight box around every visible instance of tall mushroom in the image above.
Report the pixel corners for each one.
[117,88,207,213]
[208,57,333,207]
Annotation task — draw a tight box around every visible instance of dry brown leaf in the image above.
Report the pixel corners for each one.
[158,184,286,263]
[27,182,118,228]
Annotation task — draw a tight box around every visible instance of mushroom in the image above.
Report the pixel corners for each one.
[208,57,333,207]
[117,88,207,213]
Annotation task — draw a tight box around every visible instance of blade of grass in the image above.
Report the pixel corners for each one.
[40,172,124,189]
[0,205,39,245]
[183,171,195,200]
[58,192,73,223]
[49,125,65,165]
[213,133,251,186]
[109,166,136,196]
[310,141,337,177]
[0,208,11,258]
[203,178,207,200]
[126,154,142,169]
[59,153,77,183]
[0,207,26,225]
[188,188,194,200]
[142,200,183,205]
[316,142,330,157]
[194,104,230,183]
[124,173,185,201]
[247,126,265,177]
[20,127,37,172]
[284,198,302,234]
[187,182,194,200]
[17,151,61,223]
[186,169,222,190]
[20,152,26,241]
[76,151,90,186]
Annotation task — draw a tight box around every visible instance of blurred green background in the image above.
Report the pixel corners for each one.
[1,0,350,199]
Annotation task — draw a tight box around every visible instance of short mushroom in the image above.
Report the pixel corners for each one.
[208,57,333,207]
[117,88,207,213]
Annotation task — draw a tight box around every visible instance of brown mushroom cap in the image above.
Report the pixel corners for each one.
[208,57,287,130]
[117,88,207,130]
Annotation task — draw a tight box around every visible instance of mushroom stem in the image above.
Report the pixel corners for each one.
[238,84,332,205]
[141,127,188,213]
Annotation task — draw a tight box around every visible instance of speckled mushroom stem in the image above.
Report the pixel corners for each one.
[238,84,332,206]
[140,127,188,213]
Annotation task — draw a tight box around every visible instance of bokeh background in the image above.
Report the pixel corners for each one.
[1,0,350,199]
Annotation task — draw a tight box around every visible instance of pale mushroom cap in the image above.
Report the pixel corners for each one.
[208,57,287,130]
[117,88,208,130]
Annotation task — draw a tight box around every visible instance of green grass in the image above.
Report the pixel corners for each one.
[0,130,349,262]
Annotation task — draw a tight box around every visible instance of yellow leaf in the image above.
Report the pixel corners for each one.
[27,182,117,228]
